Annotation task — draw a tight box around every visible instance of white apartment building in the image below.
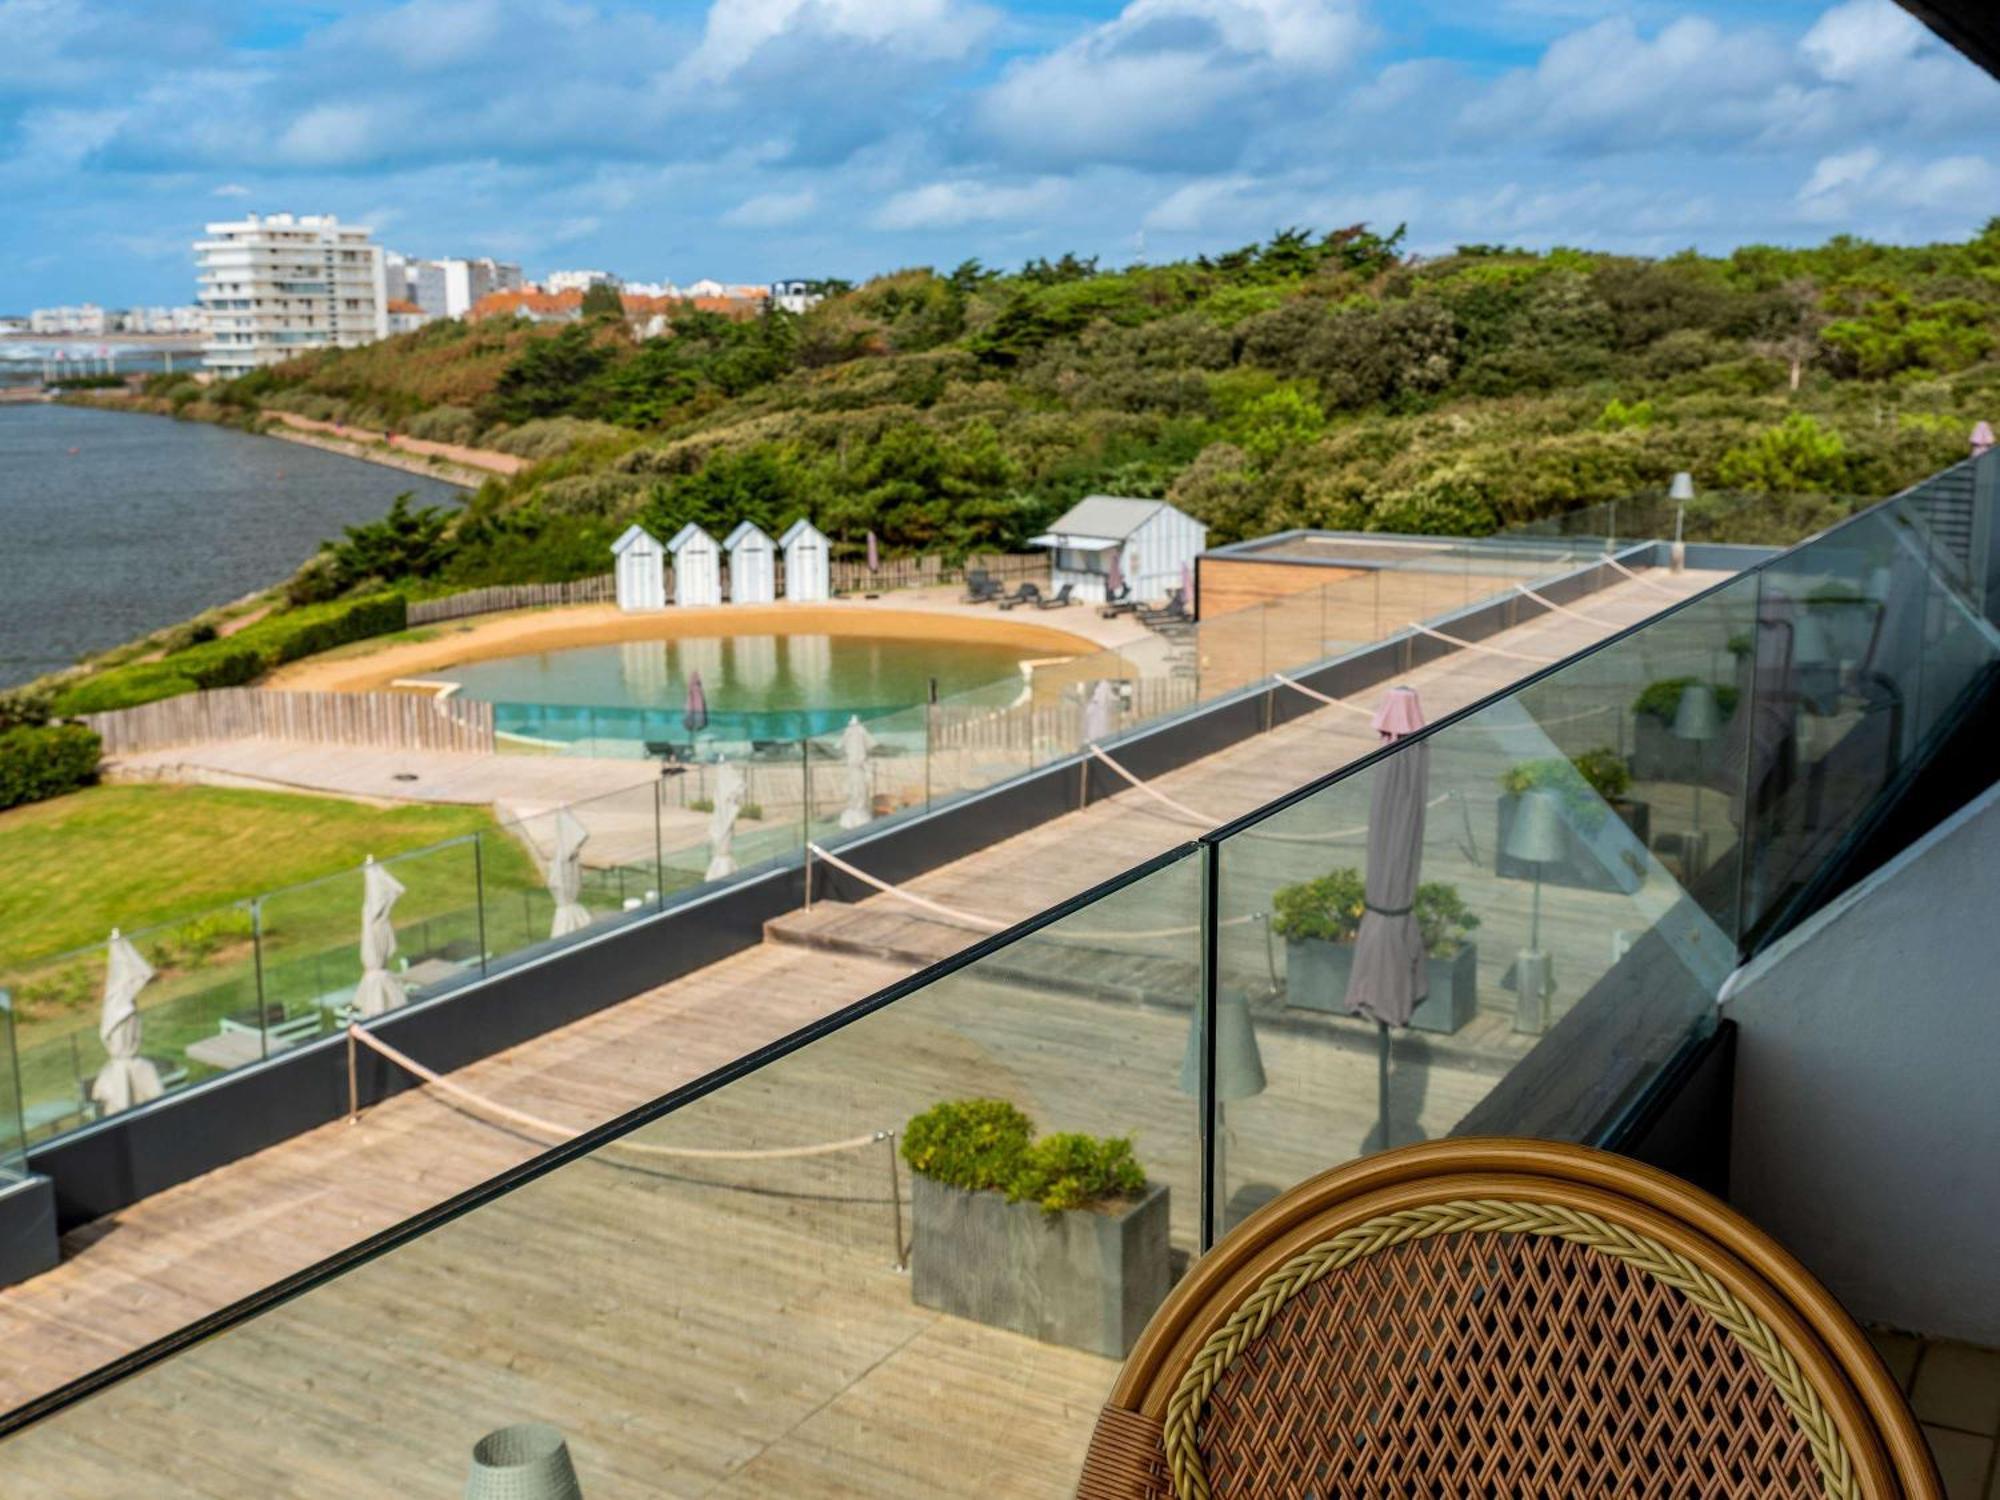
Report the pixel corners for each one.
[29,304,111,335]
[120,306,209,334]
[195,213,388,376]
[413,257,524,319]
[545,269,620,294]
[770,279,826,315]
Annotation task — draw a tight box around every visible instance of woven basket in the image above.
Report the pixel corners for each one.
[463,1423,583,1500]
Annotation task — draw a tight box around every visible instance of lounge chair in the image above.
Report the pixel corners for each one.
[1077,1138,1942,1500]
[997,582,1042,611]
[1034,583,1076,609]
[1136,588,1189,628]
[1099,582,1138,618]
[960,569,1001,604]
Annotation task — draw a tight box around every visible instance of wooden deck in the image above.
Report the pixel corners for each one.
[0,568,1731,1495]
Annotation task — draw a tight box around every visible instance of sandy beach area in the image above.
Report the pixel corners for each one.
[267,594,1125,693]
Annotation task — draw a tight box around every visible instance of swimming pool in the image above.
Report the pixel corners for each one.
[442,633,1043,751]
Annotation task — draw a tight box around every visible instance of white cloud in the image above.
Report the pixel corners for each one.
[871,177,1064,230]
[211,181,252,198]
[1799,146,1882,204]
[1800,0,1927,83]
[681,0,989,84]
[1795,147,1997,224]
[1143,175,1265,233]
[974,0,1369,168]
[723,189,819,228]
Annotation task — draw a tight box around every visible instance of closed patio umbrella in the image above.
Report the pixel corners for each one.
[866,530,880,574]
[548,808,592,938]
[705,760,747,881]
[1973,420,1994,456]
[352,856,408,1018]
[682,671,709,738]
[1083,678,1119,744]
[91,930,163,1116]
[1104,545,1124,602]
[1343,684,1429,1152]
[837,714,876,830]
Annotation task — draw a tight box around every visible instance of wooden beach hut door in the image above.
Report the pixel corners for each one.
[725,522,777,605]
[669,524,721,608]
[612,524,667,612]
[779,518,831,603]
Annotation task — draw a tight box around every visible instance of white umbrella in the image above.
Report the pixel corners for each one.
[91,930,163,1115]
[1082,679,1119,744]
[837,715,876,830]
[352,857,408,1018]
[705,761,747,881]
[547,809,592,938]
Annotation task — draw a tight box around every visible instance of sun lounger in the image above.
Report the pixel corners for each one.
[1033,582,1075,609]
[996,582,1042,611]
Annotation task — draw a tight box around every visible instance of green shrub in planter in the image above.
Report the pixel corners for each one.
[1270,867,1366,943]
[1499,748,1630,830]
[0,724,102,810]
[1004,1132,1146,1216]
[1413,881,1479,957]
[900,1098,1034,1193]
[1632,677,1740,725]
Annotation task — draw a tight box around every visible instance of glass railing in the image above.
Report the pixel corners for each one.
[1,463,1995,1485]
[0,993,24,1185]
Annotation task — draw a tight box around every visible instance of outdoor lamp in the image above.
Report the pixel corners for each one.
[464,1423,584,1500]
[1504,789,1565,1033]
[1179,989,1267,1238]
[1669,472,1695,572]
[1673,681,1723,877]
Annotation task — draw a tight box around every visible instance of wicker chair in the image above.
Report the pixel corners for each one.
[1078,1139,1940,1500]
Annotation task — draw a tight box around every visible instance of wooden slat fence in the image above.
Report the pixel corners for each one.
[827,551,1048,595]
[84,689,496,756]
[409,575,616,625]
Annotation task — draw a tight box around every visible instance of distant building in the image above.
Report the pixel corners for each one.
[195,213,388,376]
[29,304,110,335]
[1027,495,1209,605]
[545,269,621,294]
[413,257,524,319]
[117,306,209,334]
[0,315,26,335]
[385,299,430,335]
[770,280,825,315]
[466,287,584,324]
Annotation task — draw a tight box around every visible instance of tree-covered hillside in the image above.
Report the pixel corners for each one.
[154,222,2000,592]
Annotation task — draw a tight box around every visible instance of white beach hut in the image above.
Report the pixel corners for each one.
[1027,495,1208,605]
[668,523,721,608]
[778,517,831,603]
[611,524,667,612]
[724,521,777,605]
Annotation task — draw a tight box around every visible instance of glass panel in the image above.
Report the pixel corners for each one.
[482,781,668,973]
[0,992,27,1178]
[0,849,1204,1496]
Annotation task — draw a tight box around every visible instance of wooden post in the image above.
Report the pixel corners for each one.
[885,1130,906,1272]
[346,1026,359,1125]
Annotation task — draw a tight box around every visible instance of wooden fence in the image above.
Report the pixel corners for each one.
[84,689,496,756]
[409,575,616,625]
[404,552,1049,626]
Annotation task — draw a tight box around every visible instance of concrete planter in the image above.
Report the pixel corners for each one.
[1285,937,1477,1034]
[909,1175,1171,1358]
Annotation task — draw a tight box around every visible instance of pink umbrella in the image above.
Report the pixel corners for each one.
[1105,546,1124,601]
[866,530,880,574]
[682,670,709,735]
[1972,421,1994,457]
[1179,559,1193,611]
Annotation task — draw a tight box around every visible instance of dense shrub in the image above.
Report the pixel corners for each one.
[0,724,102,810]
[1270,868,1367,943]
[900,1099,1034,1193]
[1003,1133,1147,1216]
[404,404,480,444]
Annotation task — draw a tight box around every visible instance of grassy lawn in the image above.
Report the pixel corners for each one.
[0,784,515,967]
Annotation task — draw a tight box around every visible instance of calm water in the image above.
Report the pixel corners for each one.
[0,404,464,689]
[446,635,1038,743]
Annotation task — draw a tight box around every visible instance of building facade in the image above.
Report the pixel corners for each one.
[28,305,110,335]
[195,213,388,376]
[545,269,620,294]
[412,257,524,319]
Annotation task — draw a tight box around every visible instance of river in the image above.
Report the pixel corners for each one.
[0,404,465,690]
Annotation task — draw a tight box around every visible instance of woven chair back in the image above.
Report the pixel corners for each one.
[1078,1140,1940,1500]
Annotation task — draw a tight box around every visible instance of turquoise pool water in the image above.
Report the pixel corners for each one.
[443,634,1040,747]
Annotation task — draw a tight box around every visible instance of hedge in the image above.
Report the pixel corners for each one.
[0,724,102,811]
[50,594,410,716]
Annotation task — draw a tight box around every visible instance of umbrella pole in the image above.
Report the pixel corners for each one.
[1377,1020,1391,1152]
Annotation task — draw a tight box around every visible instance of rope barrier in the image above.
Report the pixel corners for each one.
[347,1025,886,1161]
[1410,622,1560,664]
[1604,553,1682,596]
[1269,672,1377,717]
[1514,583,1625,628]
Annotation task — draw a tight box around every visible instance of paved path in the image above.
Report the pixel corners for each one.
[0,570,1727,1493]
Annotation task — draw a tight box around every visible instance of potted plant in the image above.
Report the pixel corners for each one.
[1496,749,1646,893]
[1631,677,1740,782]
[902,1098,1170,1358]
[1271,867,1366,1013]
[1410,882,1480,1034]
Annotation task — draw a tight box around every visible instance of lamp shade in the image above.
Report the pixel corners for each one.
[465,1423,583,1500]
[1504,788,1567,865]
[1672,680,1723,741]
[1178,990,1268,1103]
[1669,471,1695,502]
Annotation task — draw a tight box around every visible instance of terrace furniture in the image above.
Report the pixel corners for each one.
[997,582,1042,611]
[961,570,1002,603]
[1136,589,1189,629]
[1077,1138,1941,1500]
[1035,583,1077,610]
[1100,583,1138,618]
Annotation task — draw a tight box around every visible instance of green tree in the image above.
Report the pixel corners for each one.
[1717,415,1849,492]
[580,282,625,320]
[323,493,454,588]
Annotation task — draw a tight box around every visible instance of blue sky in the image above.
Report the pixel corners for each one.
[4,0,1998,309]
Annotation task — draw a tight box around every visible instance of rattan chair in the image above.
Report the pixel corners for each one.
[1078,1139,1940,1500]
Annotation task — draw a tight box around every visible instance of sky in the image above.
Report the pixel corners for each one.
[3,0,1998,309]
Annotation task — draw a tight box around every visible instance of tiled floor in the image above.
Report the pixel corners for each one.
[1869,1329,2000,1498]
